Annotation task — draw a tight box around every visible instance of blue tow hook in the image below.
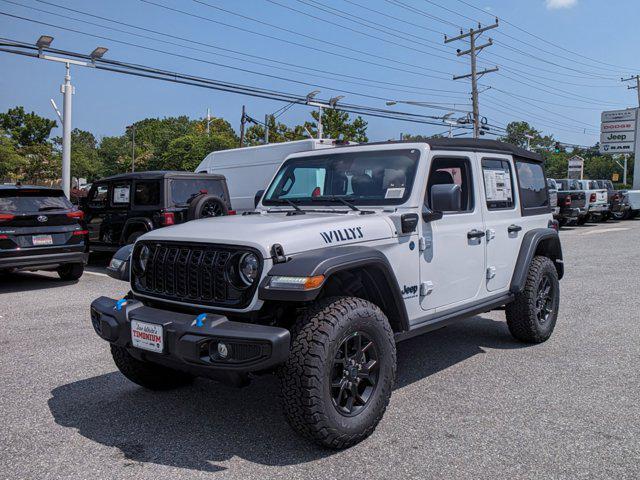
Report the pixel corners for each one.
[195,313,207,327]
[115,298,128,311]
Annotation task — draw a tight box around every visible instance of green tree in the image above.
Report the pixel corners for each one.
[500,121,554,150]
[53,129,103,181]
[0,132,27,179]
[0,106,57,147]
[244,115,307,146]
[304,109,368,142]
[98,135,132,177]
[161,133,236,171]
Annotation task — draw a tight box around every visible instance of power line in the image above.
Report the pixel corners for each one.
[14,0,470,100]
[0,38,474,130]
[0,11,470,113]
[452,0,639,72]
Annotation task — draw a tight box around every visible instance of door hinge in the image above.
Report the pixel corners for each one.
[420,281,434,296]
[418,237,430,251]
[486,229,496,241]
[486,266,496,279]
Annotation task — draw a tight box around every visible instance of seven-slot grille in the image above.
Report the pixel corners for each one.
[132,242,256,308]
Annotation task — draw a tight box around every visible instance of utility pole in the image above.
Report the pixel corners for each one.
[131,124,135,172]
[445,21,499,139]
[264,113,269,144]
[206,107,211,135]
[239,105,246,148]
[621,75,640,107]
[60,63,73,196]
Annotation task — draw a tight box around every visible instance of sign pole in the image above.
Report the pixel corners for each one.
[634,108,640,189]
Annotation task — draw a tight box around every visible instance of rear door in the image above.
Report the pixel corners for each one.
[480,156,522,292]
[85,183,109,243]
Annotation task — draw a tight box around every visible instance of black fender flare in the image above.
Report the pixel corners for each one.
[258,245,410,331]
[119,217,153,244]
[510,228,563,294]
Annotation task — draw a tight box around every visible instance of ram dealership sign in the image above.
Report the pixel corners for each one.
[600,108,638,154]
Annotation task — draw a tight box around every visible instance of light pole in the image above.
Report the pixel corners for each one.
[35,36,107,197]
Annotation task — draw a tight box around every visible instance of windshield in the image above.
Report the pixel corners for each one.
[0,189,72,213]
[263,149,420,206]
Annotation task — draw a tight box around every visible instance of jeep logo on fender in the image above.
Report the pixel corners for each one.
[320,226,363,244]
[402,284,418,298]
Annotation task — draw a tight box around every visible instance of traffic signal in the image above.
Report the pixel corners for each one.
[554,142,561,153]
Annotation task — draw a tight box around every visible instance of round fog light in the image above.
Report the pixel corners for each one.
[217,342,229,359]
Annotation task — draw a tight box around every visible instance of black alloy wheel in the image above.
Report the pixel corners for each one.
[331,331,379,416]
[535,274,555,325]
[201,199,224,217]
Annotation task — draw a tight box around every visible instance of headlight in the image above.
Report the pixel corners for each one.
[109,258,124,270]
[238,252,259,285]
[137,245,150,274]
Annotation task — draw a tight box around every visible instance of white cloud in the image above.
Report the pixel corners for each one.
[545,0,578,9]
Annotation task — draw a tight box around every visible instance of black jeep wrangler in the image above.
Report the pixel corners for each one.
[82,171,232,251]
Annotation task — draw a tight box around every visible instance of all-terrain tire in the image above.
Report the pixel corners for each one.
[576,216,587,225]
[57,263,84,281]
[505,256,560,344]
[126,231,144,244]
[110,344,193,390]
[188,194,228,220]
[279,297,396,449]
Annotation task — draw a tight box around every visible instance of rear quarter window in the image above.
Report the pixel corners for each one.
[169,178,226,205]
[515,160,549,216]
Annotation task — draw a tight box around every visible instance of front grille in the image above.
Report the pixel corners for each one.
[132,241,260,309]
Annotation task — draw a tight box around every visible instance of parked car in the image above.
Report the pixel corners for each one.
[620,190,640,219]
[195,139,352,212]
[0,185,87,279]
[81,171,232,251]
[555,179,585,226]
[576,180,608,222]
[547,178,560,219]
[92,138,563,449]
[593,180,628,220]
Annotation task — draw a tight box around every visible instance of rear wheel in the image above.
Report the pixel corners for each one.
[576,216,587,225]
[57,263,84,281]
[126,231,144,244]
[110,344,193,390]
[506,256,559,343]
[279,297,396,449]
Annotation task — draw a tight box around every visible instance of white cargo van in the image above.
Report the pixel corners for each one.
[195,139,346,212]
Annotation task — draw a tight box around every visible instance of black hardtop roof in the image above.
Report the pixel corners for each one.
[340,138,543,162]
[0,184,63,192]
[98,170,225,182]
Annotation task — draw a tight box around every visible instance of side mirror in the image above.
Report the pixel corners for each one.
[431,184,462,212]
[421,204,443,223]
[254,189,265,208]
[106,244,133,282]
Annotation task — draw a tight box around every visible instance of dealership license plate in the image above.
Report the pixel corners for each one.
[131,320,164,353]
[32,234,53,246]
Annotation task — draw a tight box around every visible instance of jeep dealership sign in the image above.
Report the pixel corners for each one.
[600,108,639,154]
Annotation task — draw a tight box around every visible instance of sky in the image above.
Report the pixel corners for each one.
[1,0,639,147]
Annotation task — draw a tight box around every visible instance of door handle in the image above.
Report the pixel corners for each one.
[467,229,486,240]
[508,224,522,233]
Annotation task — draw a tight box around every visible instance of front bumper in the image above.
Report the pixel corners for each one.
[90,297,290,376]
[0,248,87,270]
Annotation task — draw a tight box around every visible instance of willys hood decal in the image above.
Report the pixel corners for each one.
[139,211,395,257]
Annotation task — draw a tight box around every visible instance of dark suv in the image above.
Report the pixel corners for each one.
[82,171,232,251]
[0,185,87,280]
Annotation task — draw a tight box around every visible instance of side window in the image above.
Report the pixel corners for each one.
[112,182,131,206]
[426,157,474,213]
[515,160,549,214]
[134,181,160,206]
[89,184,108,207]
[482,158,515,210]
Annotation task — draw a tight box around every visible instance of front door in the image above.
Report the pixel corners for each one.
[480,155,523,292]
[419,154,486,312]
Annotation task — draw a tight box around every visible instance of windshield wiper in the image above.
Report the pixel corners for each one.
[270,198,305,215]
[310,196,374,214]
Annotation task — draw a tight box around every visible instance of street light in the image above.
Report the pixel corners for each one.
[90,47,108,60]
[329,95,344,108]
[36,35,54,49]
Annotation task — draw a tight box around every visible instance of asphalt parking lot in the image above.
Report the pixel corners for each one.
[1,219,639,480]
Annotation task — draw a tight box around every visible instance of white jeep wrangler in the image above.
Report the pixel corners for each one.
[92,139,564,449]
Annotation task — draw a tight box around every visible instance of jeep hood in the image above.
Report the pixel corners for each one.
[139,211,395,257]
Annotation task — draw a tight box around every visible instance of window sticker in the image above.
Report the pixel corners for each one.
[113,186,130,203]
[483,169,512,202]
[385,187,405,199]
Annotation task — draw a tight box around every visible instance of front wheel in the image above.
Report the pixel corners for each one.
[279,297,396,449]
[110,345,193,390]
[506,256,560,343]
